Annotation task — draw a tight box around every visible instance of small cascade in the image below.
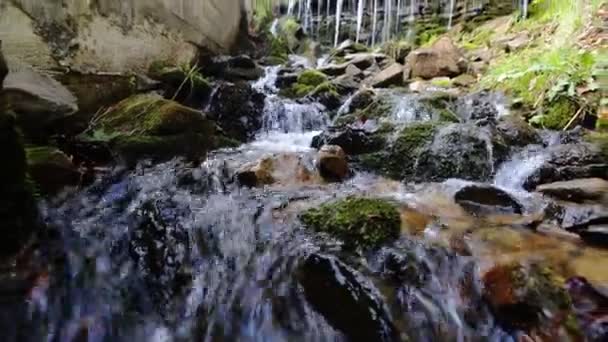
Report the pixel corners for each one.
[494,147,547,191]
[356,0,365,42]
[372,0,379,45]
[448,0,456,29]
[334,0,345,46]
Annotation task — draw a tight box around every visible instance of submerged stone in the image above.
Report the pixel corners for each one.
[317,145,349,182]
[454,184,522,216]
[482,262,577,333]
[298,253,399,341]
[300,197,401,249]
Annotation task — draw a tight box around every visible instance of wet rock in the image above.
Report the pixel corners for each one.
[235,157,275,187]
[318,62,350,77]
[579,225,608,247]
[406,37,467,79]
[482,262,576,332]
[455,91,507,122]
[496,115,542,148]
[454,184,522,216]
[312,126,385,155]
[360,122,439,180]
[566,277,608,341]
[537,178,608,205]
[298,253,399,342]
[0,112,39,259]
[208,82,265,142]
[415,124,495,182]
[365,63,404,88]
[235,153,316,188]
[86,94,216,164]
[309,83,342,111]
[317,145,349,182]
[130,200,191,310]
[523,143,608,190]
[0,40,7,88]
[26,146,81,194]
[147,65,211,105]
[0,69,78,135]
[300,197,401,249]
[275,72,298,89]
[344,52,385,70]
[347,89,376,114]
[200,55,263,81]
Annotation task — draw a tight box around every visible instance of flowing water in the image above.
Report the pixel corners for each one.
[6,65,606,342]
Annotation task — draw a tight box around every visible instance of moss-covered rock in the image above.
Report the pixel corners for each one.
[483,262,579,335]
[283,70,332,99]
[298,70,329,87]
[360,122,440,180]
[26,146,80,194]
[148,63,211,103]
[531,97,577,130]
[300,197,401,249]
[85,94,216,164]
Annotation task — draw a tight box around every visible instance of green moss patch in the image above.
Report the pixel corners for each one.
[300,197,401,249]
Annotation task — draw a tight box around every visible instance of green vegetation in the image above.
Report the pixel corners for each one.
[282,69,331,98]
[300,197,401,249]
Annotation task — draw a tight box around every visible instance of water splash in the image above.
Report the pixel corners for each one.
[494,148,547,191]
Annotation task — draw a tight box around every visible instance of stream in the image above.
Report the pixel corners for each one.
[4,65,607,342]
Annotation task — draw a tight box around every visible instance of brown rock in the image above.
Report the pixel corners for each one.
[235,157,276,187]
[317,145,349,181]
[406,37,467,79]
[365,63,404,88]
[536,178,608,205]
[236,153,317,187]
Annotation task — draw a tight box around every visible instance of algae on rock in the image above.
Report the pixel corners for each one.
[300,197,401,249]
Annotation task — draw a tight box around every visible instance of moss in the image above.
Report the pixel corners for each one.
[94,94,214,136]
[297,70,329,87]
[300,197,401,249]
[360,122,440,180]
[148,59,174,77]
[531,97,576,130]
[585,131,608,159]
[430,77,453,88]
[312,82,339,97]
[112,133,211,165]
[269,36,290,62]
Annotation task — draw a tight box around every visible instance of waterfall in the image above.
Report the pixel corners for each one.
[396,0,402,34]
[448,0,455,29]
[356,0,365,42]
[334,0,345,46]
[522,0,528,19]
[371,0,379,46]
[287,0,295,16]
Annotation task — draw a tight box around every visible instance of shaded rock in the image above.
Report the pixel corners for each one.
[496,115,542,148]
[147,65,211,105]
[300,197,401,249]
[344,52,384,70]
[345,63,363,77]
[1,69,78,135]
[579,225,608,247]
[347,89,376,114]
[415,124,495,182]
[318,62,350,77]
[312,126,385,155]
[298,254,399,342]
[200,55,263,81]
[26,146,81,194]
[0,112,39,259]
[406,37,467,79]
[86,94,216,164]
[332,40,369,58]
[208,82,265,142]
[523,143,608,190]
[537,178,608,204]
[317,145,349,182]
[455,184,522,216]
[275,72,298,89]
[309,83,342,111]
[0,40,7,88]
[365,63,404,88]
[482,262,575,331]
[493,32,530,52]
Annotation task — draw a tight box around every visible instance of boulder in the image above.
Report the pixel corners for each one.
[26,146,81,194]
[345,63,363,77]
[578,225,608,247]
[496,115,542,148]
[318,62,350,77]
[415,124,495,182]
[300,197,401,249]
[482,262,575,332]
[493,32,530,52]
[536,178,608,204]
[317,145,349,182]
[86,94,216,164]
[208,82,265,142]
[365,63,404,88]
[235,157,276,187]
[312,126,385,155]
[523,143,608,190]
[1,69,78,134]
[344,52,384,70]
[406,37,467,79]
[452,74,477,87]
[454,184,522,216]
[297,254,399,341]
[275,72,298,89]
[332,40,369,58]
[147,64,211,104]
[0,40,7,88]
